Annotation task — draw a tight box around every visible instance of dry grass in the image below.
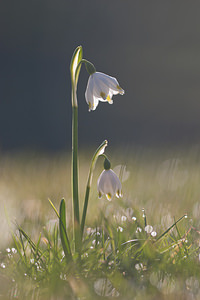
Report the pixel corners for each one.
[1,145,200,248]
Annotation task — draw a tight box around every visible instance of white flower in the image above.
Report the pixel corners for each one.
[85,72,124,111]
[97,169,122,201]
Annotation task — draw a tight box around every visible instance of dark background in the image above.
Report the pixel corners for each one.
[1,0,200,151]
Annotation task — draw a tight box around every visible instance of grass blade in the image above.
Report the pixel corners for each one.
[48,198,59,218]
[59,199,72,260]
[156,214,187,242]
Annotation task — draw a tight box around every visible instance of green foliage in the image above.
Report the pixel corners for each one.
[2,200,200,299]
[59,199,72,260]
[1,150,200,299]
[70,45,83,87]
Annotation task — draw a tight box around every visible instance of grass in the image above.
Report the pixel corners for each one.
[1,146,200,299]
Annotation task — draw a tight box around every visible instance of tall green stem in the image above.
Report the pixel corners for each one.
[70,46,82,254]
[72,86,81,253]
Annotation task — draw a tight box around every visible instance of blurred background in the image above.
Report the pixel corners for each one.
[1,0,200,152]
[1,3,200,296]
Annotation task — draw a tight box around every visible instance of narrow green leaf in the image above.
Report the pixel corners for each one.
[104,218,115,255]
[4,207,24,261]
[59,199,72,260]
[48,198,59,218]
[155,214,187,242]
[36,232,42,257]
[18,226,42,255]
[11,232,24,261]
[18,226,49,271]
[121,239,145,245]
[19,229,27,262]
[70,46,83,85]
[132,240,149,259]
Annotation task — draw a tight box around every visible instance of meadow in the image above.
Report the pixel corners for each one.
[1,146,200,299]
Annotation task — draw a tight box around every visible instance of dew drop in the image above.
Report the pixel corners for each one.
[145,225,153,234]
[151,231,157,237]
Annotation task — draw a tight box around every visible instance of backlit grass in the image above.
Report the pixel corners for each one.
[1,146,200,299]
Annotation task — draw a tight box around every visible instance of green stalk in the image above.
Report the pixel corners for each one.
[70,46,82,253]
[72,89,81,253]
[81,140,108,238]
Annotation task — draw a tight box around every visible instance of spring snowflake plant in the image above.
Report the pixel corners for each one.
[49,46,124,257]
[6,47,192,299]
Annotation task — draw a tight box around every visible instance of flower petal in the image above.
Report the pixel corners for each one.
[96,72,124,94]
[85,76,99,111]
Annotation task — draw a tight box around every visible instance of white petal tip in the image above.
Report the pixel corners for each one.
[88,102,96,112]
[117,85,125,95]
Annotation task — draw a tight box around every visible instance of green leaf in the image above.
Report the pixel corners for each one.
[48,198,59,218]
[70,46,83,85]
[18,226,41,255]
[59,199,72,260]
[155,214,187,242]
[18,226,48,270]
[4,206,25,262]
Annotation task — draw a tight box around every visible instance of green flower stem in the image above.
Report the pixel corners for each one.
[70,46,82,254]
[75,59,96,78]
[72,105,79,220]
[81,140,108,238]
[72,102,81,253]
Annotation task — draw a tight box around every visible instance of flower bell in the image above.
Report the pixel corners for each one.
[85,71,124,111]
[97,157,122,201]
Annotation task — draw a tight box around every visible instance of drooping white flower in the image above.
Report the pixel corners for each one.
[97,169,122,201]
[85,72,124,111]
